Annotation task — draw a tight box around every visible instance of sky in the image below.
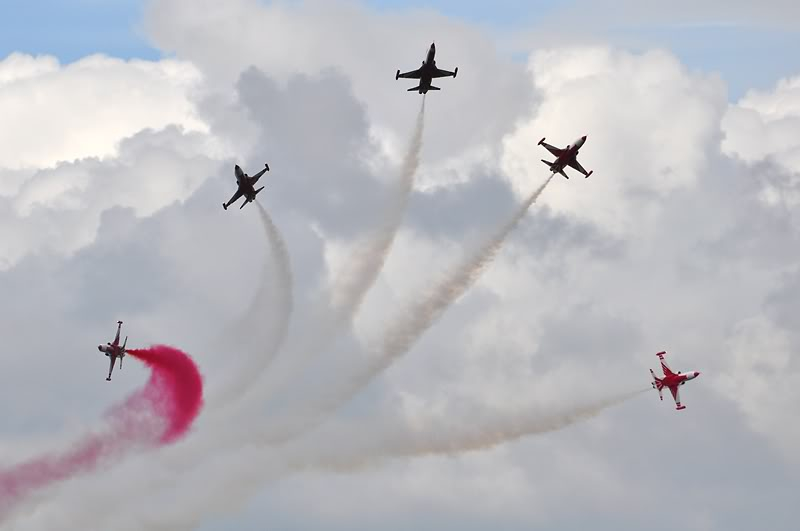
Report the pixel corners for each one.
[2,0,800,97]
[0,1,799,530]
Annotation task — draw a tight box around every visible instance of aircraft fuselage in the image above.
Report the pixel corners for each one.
[550,136,586,173]
[660,370,700,388]
[415,43,437,94]
[234,165,258,202]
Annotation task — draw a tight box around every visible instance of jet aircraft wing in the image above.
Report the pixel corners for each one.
[107,356,116,381]
[397,68,423,79]
[657,351,676,377]
[669,386,685,410]
[224,189,243,208]
[540,141,564,157]
[112,321,121,347]
[567,158,591,177]
[431,67,456,78]
[669,385,679,402]
[248,164,269,185]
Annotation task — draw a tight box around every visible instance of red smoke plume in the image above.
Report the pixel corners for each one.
[0,345,203,516]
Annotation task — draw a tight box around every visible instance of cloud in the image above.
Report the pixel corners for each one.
[0,126,219,269]
[722,75,800,191]
[0,53,207,172]
[716,315,800,461]
[501,46,726,233]
[2,2,800,531]
[144,0,533,180]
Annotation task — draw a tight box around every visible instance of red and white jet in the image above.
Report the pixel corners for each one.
[538,135,593,179]
[650,351,700,410]
[98,320,128,381]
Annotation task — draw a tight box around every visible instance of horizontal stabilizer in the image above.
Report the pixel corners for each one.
[428,86,440,91]
[254,186,265,196]
[540,159,554,167]
[407,85,421,92]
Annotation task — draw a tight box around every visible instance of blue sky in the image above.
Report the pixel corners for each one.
[1,0,799,98]
[0,0,157,62]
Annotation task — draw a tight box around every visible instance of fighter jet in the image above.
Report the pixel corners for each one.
[538,136,593,179]
[650,351,701,410]
[395,42,458,94]
[98,321,128,381]
[222,163,269,210]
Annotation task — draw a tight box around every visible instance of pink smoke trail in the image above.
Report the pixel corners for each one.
[0,345,203,518]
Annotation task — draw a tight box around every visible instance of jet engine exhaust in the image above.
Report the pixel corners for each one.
[0,345,203,521]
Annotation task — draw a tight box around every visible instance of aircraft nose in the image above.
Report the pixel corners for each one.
[582,135,587,141]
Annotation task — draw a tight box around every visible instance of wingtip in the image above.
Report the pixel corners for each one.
[538,137,545,145]
[395,69,400,80]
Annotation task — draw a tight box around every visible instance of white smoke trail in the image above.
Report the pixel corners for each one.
[330,96,426,316]
[3,105,430,531]
[62,389,640,531]
[258,173,556,443]
[207,202,293,409]
[305,389,648,472]
[253,97,427,402]
[12,172,556,531]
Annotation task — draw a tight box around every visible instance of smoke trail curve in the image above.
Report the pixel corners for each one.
[307,389,647,472]
[0,345,203,520]
[10,102,428,531]
[260,173,556,443]
[78,172,553,531]
[82,390,640,531]
[208,202,293,409]
[253,97,426,404]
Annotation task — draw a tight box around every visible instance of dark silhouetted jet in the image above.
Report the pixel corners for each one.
[396,42,458,94]
[223,163,269,210]
[538,136,593,179]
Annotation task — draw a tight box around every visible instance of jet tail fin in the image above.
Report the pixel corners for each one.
[540,159,568,179]
[120,337,127,371]
[650,369,664,400]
